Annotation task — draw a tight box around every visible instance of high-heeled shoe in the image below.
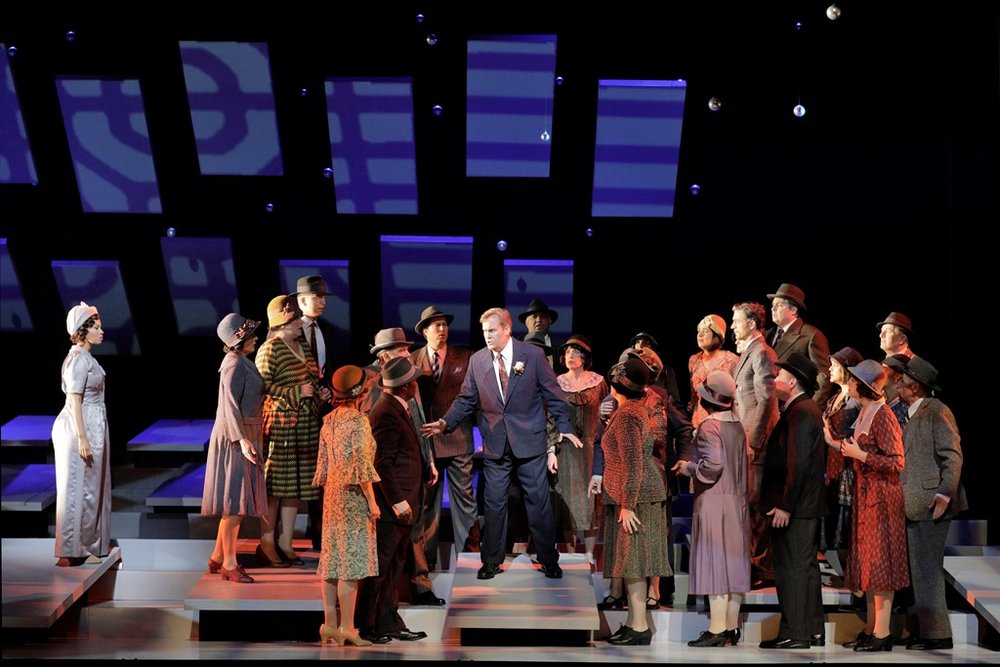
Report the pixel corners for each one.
[208,558,222,574]
[843,630,872,649]
[603,624,632,641]
[607,627,652,646]
[854,633,893,652]
[645,595,660,610]
[220,565,254,583]
[319,623,343,645]
[728,627,741,644]
[278,546,304,566]
[256,544,291,568]
[339,630,372,647]
[597,594,626,610]
[687,629,733,647]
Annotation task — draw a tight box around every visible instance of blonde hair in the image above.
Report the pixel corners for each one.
[479,307,512,329]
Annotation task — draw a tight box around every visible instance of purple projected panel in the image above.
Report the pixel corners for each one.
[1,238,33,332]
[52,260,138,355]
[279,259,351,356]
[325,78,417,214]
[160,237,238,336]
[592,79,687,218]
[380,236,474,346]
[180,41,283,176]
[0,44,37,184]
[55,78,162,213]
[504,259,573,340]
[466,35,557,177]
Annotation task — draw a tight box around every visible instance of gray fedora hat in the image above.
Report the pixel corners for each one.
[766,283,807,312]
[291,275,332,296]
[379,356,422,388]
[890,355,942,392]
[370,327,414,355]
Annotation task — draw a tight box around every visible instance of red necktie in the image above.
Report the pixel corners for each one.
[496,353,509,400]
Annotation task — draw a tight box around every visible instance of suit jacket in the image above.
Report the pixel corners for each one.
[900,397,968,521]
[368,394,424,525]
[733,335,780,463]
[443,339,572,459]
[413,344,475,458]
[301,317,336,387]
[766,318,832,405]
[761,393,827,518]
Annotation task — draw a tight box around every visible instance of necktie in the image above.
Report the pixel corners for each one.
[496,352,509,400]
[773,327,783,348]
[431,350,440,379]
[309,322,319,371]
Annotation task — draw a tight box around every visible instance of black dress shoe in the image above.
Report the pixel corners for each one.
[759,637,812,649]
[360,632,392,644]
[539,563,562,578]
[906,636,953,650]
[607,627,652,646]
[810,633,825,646]
[854,633,893,652]
[411,591,447,606]
[387,629,427,641]
[688,629,733,647]
[842,631,872,648]
[477,563,502,579]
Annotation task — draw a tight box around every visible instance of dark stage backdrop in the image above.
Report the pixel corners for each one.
[1,4,998,539]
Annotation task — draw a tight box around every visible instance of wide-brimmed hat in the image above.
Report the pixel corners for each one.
[847,359,888,397]
[332,364,367,399]
[629,331,659,349]
[379,356,422,388]
[267,295,301,328]
[608,357,650,394]
[831,346,864,371]
[290,275,331,296]
[697,315,727,339]
[618,347,643,363]
[777,352,819,394]
[369,327,413,355]
[888,355,942,392]
[523,332,553,355]
[415,305,454,335]
[518,298,559,324]
[66,301,99,335]
[696,370,737,409]
[217,312,261,348]
[766,283,807,312]
[877,311,912,334]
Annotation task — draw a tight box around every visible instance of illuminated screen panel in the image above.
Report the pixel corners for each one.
[279,259,351,355]
[503,259,573,340]
[379,236,473,346]
[180,41,283,176]
[466,35,557,177]
[591,79,687,218]
[1,238,33,332]
[56,78,162,213]
[52,260,138,355]
[160,237,238,336]
[325,77,417,214]
[0,44,37,184]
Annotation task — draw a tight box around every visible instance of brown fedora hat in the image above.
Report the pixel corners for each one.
[876,311,912,334]
[766,283,807,312]
[414,305,454,335]
[379,356,422,388]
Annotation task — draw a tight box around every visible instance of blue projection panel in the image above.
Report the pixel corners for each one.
[380,236,473,346]
[504,259,573,340]
[55,78,162,213]
[1,238,33,332]
[52,260,138,355]
[592,80,687,218]
[180,41,283,176]
[325,78,418,214]
[467,35,557,177]
[0,44,37,184]
[160,237,238,337]
[279,259,351,357]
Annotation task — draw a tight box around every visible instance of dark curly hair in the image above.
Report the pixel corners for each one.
[70,315,98,345]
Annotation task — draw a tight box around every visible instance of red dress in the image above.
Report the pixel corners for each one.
[844,404,910,592]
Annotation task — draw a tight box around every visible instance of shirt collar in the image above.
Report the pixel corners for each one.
[907,396,925,418]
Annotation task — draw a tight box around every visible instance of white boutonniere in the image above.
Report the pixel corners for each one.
[513,360,525,375]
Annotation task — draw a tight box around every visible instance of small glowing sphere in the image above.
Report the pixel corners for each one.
[300,88,308,96]
[795,21,803,30]
[65,31,77,42]
[265,203,274,213]
[690,184,701,196]
[426,33,438,46]
[793,104,807,117]
[826,4,841,20]
[322,167,334,179]
[166,227,176,238]
[497,240,508,252]
[555,76,564,86]
[708,97,722,112]
[540,130,551,142]
[585,228,594,238]
[416,13,425,23]
[6,46,16,57]
[432,104,443,116]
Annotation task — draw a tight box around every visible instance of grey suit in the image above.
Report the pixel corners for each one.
[733,334,779,580]
[901,397,967,640]
[767,318,832,405]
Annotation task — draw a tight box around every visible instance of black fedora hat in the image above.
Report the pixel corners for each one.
[379,356,422,388]
[893,355,942,392]
[766,283,807,312]
[518,298,559,324]
[523,332,553,355]
[290,275,332,296]
[415,305,454,335]
[776,352,819,394]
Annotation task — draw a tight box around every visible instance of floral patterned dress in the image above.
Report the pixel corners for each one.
[687,350,740,429]
[313,406,380,580]
[553,371,607,532]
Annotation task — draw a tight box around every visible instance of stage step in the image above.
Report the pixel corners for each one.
[79,601,196,639]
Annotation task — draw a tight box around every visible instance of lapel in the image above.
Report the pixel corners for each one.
[479,348,504,407]
[778,319,803,355]
[504,340,528,407]
[903,399,928,455]
[736,336,758,377]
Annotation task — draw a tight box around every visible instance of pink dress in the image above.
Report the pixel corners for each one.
[687,350,739,428]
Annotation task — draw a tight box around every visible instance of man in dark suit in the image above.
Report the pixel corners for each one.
[518,298,560,369]
[887,355,967,651]
[759,353,827,649]
[293,274,336,550]
[765,283,832,405]
[423,307,582,579]
[409,305,479,605]
[356,357,429,643]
